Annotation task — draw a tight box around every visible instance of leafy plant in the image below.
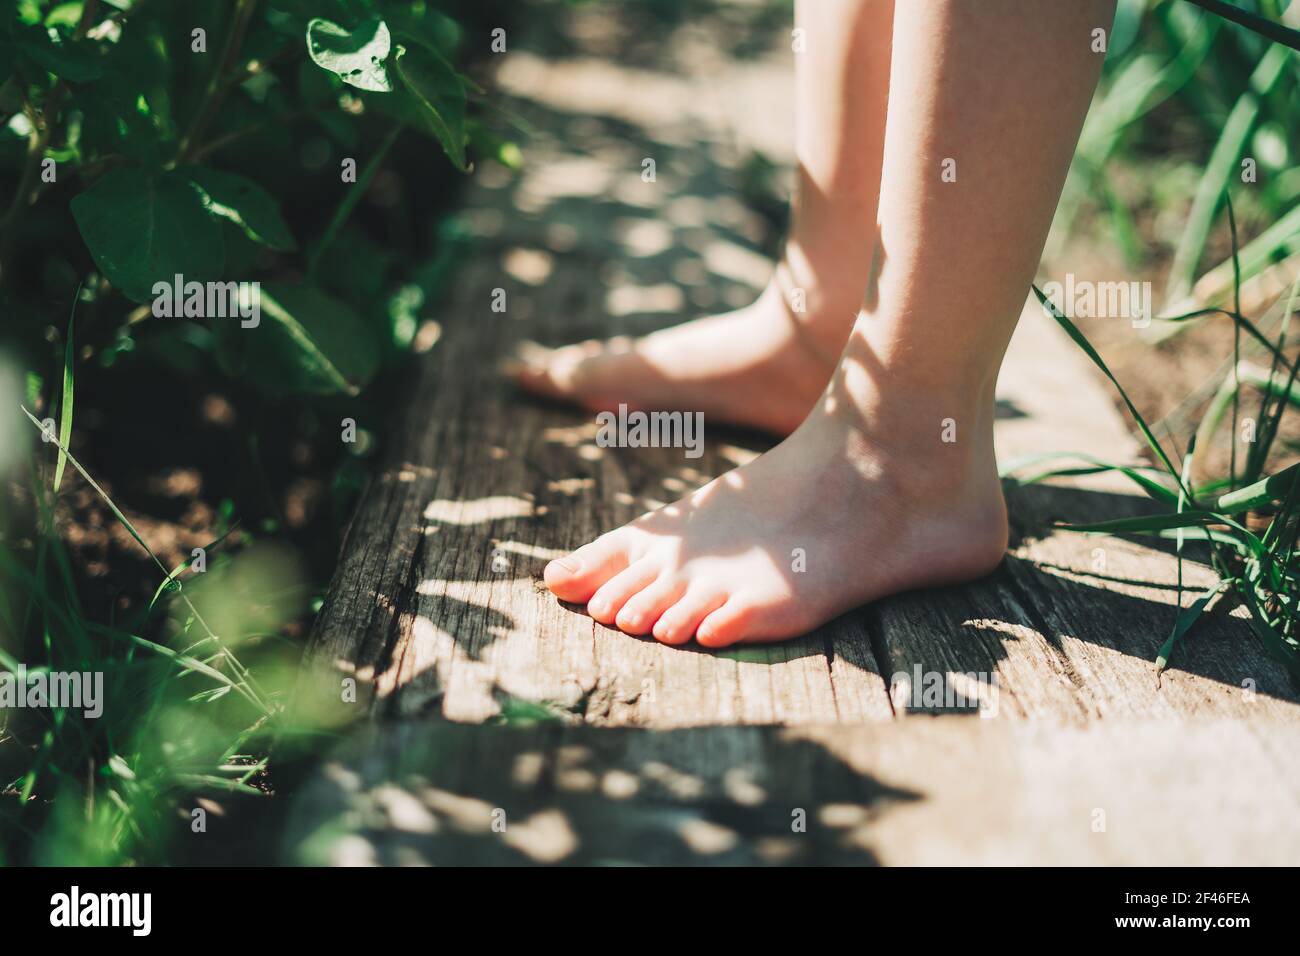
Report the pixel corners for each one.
[1009,3,1300,683]
[1010,216,1300,683]
[1058,0,1300,315]
[0,0,500,866]
[1,0,484,397]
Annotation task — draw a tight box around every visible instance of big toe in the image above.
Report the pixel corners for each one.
[511,339,629,403]
[510,343,569,401]
[543,532,634,603]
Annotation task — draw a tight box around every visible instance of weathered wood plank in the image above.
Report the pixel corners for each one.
[283,1,1300,870]
[301,166,892,727]
[284,717,1300,866]
[866,299,1300,722]
[1004,482,1300,720]
[302,30,1300,731]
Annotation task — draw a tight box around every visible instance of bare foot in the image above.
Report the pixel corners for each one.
[512,283,846,437]
[541,388,1009,647]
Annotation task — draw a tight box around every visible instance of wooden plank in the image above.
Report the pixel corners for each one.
[301,185,892,727]
[283,717,1300,866]
[866,300,1300,722]
[868,572,1090,721]
[1004,481,1300,720]
[283,4,1300,869]
[301,43,1300,730]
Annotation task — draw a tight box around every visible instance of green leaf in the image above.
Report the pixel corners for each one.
[1155,582,1224,672]
[17,29,102,82]
[215,283,380,396]
[1164,45,1290,303]
[1218,461,1300,513]
[53,290,77,493]
[71,168,224,303]
[1181,0,1300,52]
[1033,285,1183,485]
[1060,511,1227,535]
[306,18,393,92]
[183,167,298,252]
[1061,509,1266,560]
[1000,450,1179,506]
[393,42,467,170]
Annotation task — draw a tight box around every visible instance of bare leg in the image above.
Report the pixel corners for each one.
[543,0,1115,648]
[514,0,893,436]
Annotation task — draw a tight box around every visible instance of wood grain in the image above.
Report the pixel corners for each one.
[287,7,1300,865]
[284,717,1300,865]
[299,30,1300,730]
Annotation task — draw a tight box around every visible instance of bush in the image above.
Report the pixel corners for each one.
[0,0,506,866]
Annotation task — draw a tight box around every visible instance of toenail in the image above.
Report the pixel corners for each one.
[589,599,608,616]
[552,556,581,574]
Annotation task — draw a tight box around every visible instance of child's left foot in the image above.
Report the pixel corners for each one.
[542,385,1009,647]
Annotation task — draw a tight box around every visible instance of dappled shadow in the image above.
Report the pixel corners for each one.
[281,718,917,865]
[301,0,1299,731]
[1007,480,1211,561]
[861,477,1300,712]
[995,399,1027,420]
[517,0,795,66]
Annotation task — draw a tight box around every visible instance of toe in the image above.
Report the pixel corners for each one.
[512,346,566,400]
[615,577,687,635]
[695,600,757,648]
[651,589,727,646]
[544,532,633,603]
[587,560,660,625]
[512,340,611,403]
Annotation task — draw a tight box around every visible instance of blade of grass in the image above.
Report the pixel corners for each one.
[1156,580,1230,672]
[1217,460,1300,511]
[18,406,270,713]
[307,122,402,278]
[1181,0,1300,51]
[1033,285,1186,487]
[999,450,1179,505]
[1159,433,1201,674]
[145,524,240,618]
[1061,509,1266,559]
[1246,272,1300,481]
[53,284,81,493]
[1164,47,1290,303]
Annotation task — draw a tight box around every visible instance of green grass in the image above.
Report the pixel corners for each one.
[1008,208,1300,683]
[1057,0,1300,298]
[0,397,315,865]
[1007,1,1300,681]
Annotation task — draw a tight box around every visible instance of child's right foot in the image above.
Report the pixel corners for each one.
[512,282,850,437]
[540,362,1010,648]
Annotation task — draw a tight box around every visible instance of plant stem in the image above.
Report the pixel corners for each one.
[0,0,100,284]
[189,109,317,163]
[307,123,403,278]
[177,0,260,164]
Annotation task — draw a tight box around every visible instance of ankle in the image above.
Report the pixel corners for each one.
[768,261,863,359]
[806,371,998,489]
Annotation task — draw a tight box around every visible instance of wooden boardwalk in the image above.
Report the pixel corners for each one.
[288,8,1300,865]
